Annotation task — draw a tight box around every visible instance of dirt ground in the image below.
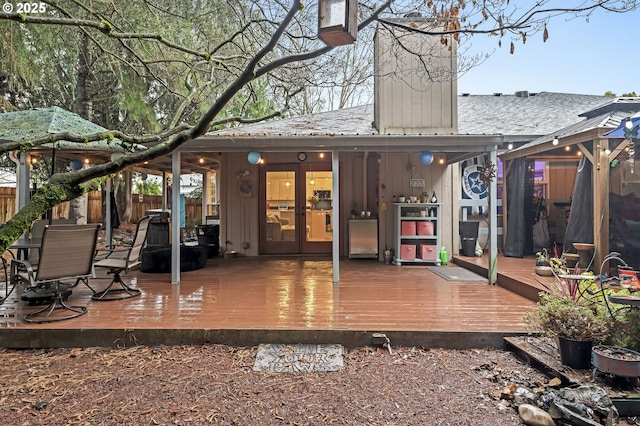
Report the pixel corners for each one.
[0,344,571,425]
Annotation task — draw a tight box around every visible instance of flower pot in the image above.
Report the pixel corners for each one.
[558,336,592,369]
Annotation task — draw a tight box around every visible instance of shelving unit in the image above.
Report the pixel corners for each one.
[393,202,441,265]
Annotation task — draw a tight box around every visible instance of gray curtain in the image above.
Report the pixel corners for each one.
[504,158,535,257]
[563,156,593,251]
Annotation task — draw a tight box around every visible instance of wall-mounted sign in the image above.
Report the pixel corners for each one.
[410,179,425,187]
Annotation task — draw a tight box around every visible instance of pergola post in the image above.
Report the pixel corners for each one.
[593,135,610,271]
[332,150,340,284]
[171,151,181,284]
[488,149,498,284]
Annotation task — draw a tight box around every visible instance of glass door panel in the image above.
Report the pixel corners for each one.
[261,165,298,254]
[301,163,332,254]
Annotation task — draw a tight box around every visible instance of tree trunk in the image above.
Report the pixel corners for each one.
[120,171,133,223]
[69,31,92,224]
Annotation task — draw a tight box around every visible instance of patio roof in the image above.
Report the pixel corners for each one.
[149,92,609,167]
[500,107,640,161]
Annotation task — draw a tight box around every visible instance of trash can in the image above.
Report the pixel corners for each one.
[459,221,479,257]
[196,224,219,258]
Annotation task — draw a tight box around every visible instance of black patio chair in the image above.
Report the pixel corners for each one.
[12,223,102,323]
[92,215,151,301]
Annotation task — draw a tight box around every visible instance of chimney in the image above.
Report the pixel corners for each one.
[515,90,529,98]
[373,20,458,134]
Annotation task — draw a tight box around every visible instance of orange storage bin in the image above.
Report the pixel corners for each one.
[401,221,416,236]
[420,244,437,261]
[417,221,434,236]
[400,244,416,260]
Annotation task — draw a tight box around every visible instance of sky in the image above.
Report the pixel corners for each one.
[456,7,639,96]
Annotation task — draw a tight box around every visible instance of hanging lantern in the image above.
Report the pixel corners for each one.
[69,159,83,170]
[318,0,357,46]
[420,151,433,165]
[247,151,262,165]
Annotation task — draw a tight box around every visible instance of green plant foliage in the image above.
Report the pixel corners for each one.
[609,308,640,351]
[525,292,612,342]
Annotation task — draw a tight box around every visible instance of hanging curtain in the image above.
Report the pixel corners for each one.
[504,158,535,257]
[563,156,593,252]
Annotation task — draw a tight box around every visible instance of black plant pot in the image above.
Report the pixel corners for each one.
[558,336,593,369]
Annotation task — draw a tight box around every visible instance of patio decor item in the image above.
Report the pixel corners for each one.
[92,215,151,301]
[592,345,640,379]
[253,343,343,372]
[12,223,101,323]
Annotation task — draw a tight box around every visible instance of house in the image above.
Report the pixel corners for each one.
[154,22,623,284]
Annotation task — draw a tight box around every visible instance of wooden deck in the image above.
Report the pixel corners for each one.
[0,253,549,349]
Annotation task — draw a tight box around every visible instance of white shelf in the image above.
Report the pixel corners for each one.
[393,202,442,266]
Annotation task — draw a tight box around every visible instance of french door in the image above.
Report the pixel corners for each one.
[259,162,332,255]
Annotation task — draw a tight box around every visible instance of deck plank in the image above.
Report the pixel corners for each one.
[0,254,542,348]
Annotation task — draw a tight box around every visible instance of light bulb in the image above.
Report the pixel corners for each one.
[552,137,559,146]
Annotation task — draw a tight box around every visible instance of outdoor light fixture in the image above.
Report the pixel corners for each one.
[626,118,633,130]
[552,137,559,146]
[319,152,325,159]
[507,143,513,150]
[438,155,446,165]
[199,157,204,164]
[605,148,611,155]
[318,0,357,46]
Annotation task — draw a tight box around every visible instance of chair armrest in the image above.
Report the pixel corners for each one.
[278,217,290,225]
[10,258,36,287]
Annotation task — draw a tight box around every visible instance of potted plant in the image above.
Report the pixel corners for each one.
[534,249,554,276]
[535,248,550,266]
[525,289,612,369]
[397,194,406,203]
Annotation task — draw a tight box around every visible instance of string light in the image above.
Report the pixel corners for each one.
[552,137,559,146]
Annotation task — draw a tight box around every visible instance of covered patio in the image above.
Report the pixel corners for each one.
[0,254,544,349]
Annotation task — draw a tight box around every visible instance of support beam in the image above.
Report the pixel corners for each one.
[171,151,181,284]
[593,137,610,271]
[332,150,340,284]
[106,178,112,246]
[488,149,498,284]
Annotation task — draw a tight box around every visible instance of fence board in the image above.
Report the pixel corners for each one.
[0,188,202,226]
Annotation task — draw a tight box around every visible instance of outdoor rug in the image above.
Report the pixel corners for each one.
[426,266,486,281]
[253,344,343,373]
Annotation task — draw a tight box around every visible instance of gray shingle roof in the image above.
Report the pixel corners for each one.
[457,92,609,135]
[208,92,610,139]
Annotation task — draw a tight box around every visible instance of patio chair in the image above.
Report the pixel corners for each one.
[11,223,102,323]
[92,215,151,301]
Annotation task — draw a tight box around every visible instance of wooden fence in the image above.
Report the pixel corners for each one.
[0,188,202,225]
